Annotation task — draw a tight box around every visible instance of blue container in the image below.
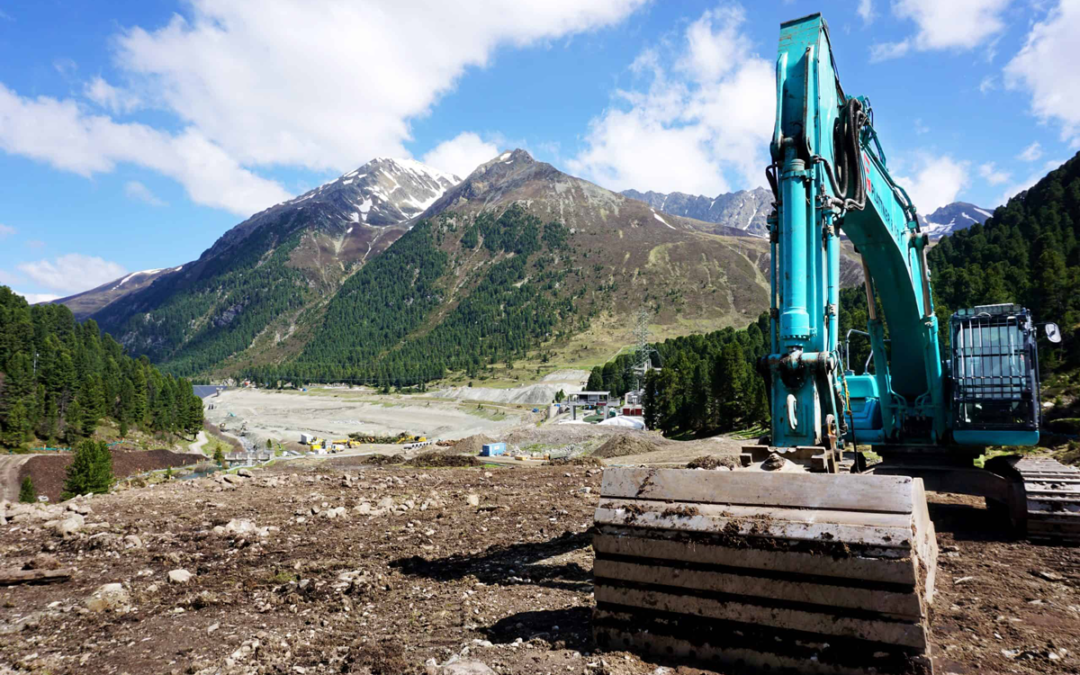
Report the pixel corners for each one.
[480,442,506,457]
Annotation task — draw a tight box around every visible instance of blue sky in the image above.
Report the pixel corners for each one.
[1,0,1077,303]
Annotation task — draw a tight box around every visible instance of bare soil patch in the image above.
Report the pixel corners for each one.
[593,433,661,459]
[451,434,496,455]
[17,449,201,502]
[406,453,479,468]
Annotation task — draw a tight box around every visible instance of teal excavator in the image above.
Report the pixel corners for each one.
[593,13,1074,674]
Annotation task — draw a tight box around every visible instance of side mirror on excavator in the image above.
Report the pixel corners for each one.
[1045,322,1062,343]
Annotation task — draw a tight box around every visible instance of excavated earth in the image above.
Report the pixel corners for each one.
[1,462,1079,675]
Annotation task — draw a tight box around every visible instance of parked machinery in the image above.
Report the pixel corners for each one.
[593,13,1066,674]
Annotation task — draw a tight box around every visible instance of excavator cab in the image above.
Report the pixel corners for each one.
[949,304,1041,446]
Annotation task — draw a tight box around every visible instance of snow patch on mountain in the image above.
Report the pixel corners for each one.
[918,201,995,238]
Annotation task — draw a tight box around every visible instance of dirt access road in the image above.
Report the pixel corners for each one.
[0,454,34,502]
[2,457,1079,674]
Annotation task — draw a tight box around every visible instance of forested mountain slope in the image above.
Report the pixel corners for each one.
[0,287,202,450]
[66,150,836,384]
[928,152,1080,370]
[242,150,780,386]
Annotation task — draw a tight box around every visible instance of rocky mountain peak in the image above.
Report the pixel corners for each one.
[421,149,567,216]
[919,201,994,239]
[621,185,774,237]
[284,157,460,226]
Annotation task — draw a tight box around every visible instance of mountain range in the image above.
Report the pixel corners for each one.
[62,150,844,383]
[621,187,993,240]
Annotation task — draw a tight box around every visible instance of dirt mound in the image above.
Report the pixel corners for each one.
[406,453,479,468]
[547,455,604,467]
[593,433,660,459]
[19,448,201,503]
[451,434,496,455]
[686,455,739,470]
[360,454,404,466]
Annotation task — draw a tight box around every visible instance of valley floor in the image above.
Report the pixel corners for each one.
[203,388,535,450]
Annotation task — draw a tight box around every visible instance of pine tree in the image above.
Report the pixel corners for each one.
[714,342,751,430]
[19,476,36,503]
[62,439,113,499]
[64,398,83,444]
[586,366,604,391]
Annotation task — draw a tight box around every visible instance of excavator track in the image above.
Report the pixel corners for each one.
[592,468,938,674]
[1013,456,1080,544]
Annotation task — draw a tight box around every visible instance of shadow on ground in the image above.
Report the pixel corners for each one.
[480,606,593,652]
[391,530,592,592]
[927,497,1019,543]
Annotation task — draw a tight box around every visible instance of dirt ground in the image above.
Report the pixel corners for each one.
[3,458,1080,675]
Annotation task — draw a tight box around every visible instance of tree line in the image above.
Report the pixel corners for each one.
[585,314,771,437]
[0,288,203,450]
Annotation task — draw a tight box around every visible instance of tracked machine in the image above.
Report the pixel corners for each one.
[593,13,1070,674]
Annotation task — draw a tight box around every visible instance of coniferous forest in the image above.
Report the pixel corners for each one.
[0,288,204,450]
[241,206,578,388]
[623,151,1080,438]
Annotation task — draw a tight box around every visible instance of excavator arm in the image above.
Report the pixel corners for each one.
[767,13,947,450]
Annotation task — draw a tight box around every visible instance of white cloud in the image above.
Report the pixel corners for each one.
[17,254,127,294]
[25,240,45,249]
[0,0,645,217]
[897,154,971,213]
[0,83,291,216]
[0,223,14,238]
[421,132,498,178]
[569,5,774,195]
[978,161,1011,185]
[0,270,19,285]
[110,0,646,172]
[1017,141,1043,162]
[12,291,60,305]
[1005,2,1080,144]
[979,75,996,93]
[870,40,911,62]
[871,0,1010,61]
[858,0,875,23]
[124,180,167,206]
[85,76,142,114]
[53,58,76,77]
